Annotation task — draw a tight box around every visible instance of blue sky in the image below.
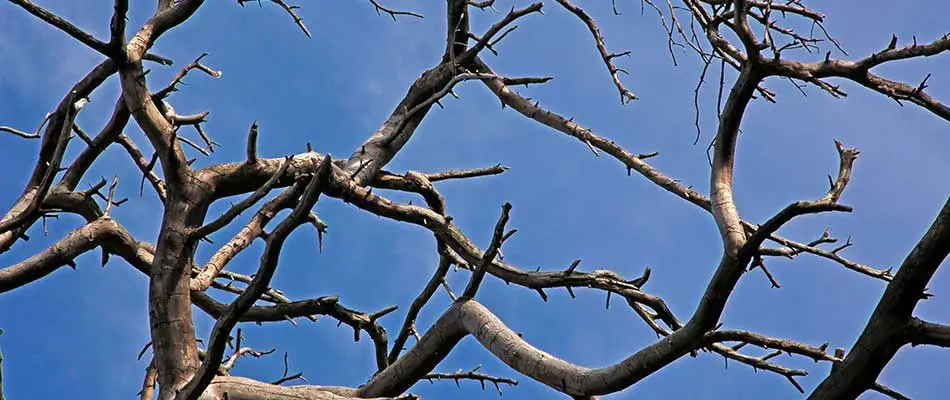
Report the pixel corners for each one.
[1,1,948,399]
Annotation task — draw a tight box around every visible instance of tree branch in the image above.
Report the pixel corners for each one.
[176,156,331,400]
[7,0,115,57]
[907,318,950,348]
[201,375,417,400]
[59,98,131,191]
[741,140,858,256]
[388,251,453,364]
[0,90,82,234]
[362,299,668,397]
[109,0,129,56]
[764,34,950,121]
[0,218,133,293]
[553,0,636,103]
[190,157,291,240]
[191,185,303,291]
[461,202,512,298]
[423,366,517,394]
[809,196,950,399]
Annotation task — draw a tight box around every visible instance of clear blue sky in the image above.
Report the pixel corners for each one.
[1,1,948,399]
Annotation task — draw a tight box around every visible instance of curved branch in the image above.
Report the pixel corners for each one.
[471,57,884,280]
[0,218,131,293]
[362,299,667,397]
[117,1,206,190]
[708,64,761,257]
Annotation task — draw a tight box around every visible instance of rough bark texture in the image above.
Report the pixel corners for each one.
[1,1,948,399]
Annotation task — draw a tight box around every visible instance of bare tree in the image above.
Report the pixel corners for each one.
[1,1,948,399]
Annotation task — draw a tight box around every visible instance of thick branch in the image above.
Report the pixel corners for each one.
[708,63,762,257]
[444,0,470,61]
[109,0,129,53]
[907,318,950,348]
[809,196,950,399]
[190,158,291,240]
[117,1,206,190]
[140,360,158,400]
[201,376,415,400]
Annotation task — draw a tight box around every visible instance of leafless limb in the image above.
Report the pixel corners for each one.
[190,158,292,239]
[3,2,948,400]
[115,134,167,202]
[871,381,912,400]
[176,156,331,400]
[7,0,115,58]
[763,34,950,119]
[424,365,518,394]
[462,202,513,298]
[810,197,950,398]
[219,331,276,374]
[553,0,637,103]
[367,0,424,21]
[388,252,454,364]
[0,90,80,234]
[0,126,40,139]
[0,218,133,293]
[238,0,312,38]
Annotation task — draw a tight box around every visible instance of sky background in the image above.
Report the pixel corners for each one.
[0,1,948,399]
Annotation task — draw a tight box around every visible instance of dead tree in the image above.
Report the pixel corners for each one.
[1,1,948,399]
